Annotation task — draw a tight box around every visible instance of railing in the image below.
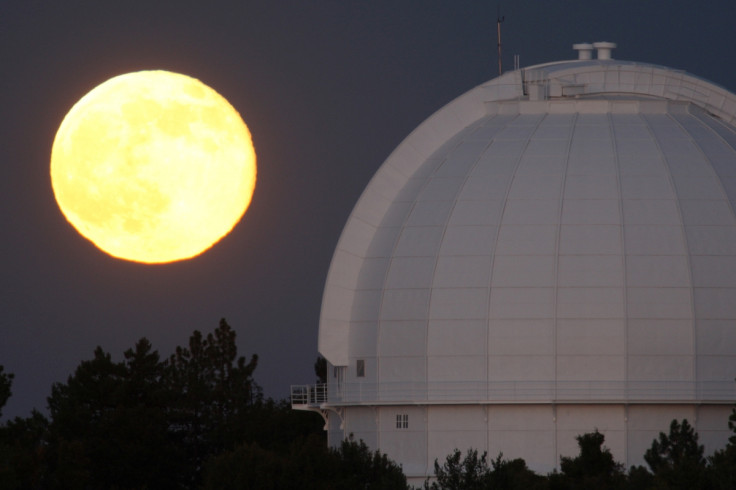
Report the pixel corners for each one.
[291,380,736,407]
[290,384,328,407]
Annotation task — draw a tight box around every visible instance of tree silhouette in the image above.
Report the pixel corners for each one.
[0,365,13,420]
[46,340,183,489]
[644,419,707,489]
[0,320,330,488]
[489,453,547,490]
[708,405,736,490]
[0,410,49,487]
[553,430,625,489]
[204,438,408,490]
[314,355,327,384]
[428,448,491,490]
[164,318,260,486]
[427,449,545,490]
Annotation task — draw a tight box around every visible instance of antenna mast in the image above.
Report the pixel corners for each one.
[496,4,505,76]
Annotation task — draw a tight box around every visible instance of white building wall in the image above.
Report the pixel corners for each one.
[332,403,733,479]
[487,405,557,471]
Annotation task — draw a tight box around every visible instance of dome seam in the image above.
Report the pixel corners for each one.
[645,112,698,394]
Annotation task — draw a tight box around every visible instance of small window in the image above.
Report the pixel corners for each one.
[356,359,365,377]
[396,414,408,429]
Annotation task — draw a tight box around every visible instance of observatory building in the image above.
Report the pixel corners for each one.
[292,42,736,482]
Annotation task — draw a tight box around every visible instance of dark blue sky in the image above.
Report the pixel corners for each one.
[1,1,735,419]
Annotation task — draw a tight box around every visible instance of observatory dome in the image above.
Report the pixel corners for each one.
[306,44,736,479]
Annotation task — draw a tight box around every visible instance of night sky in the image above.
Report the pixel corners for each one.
[2,1,735,420]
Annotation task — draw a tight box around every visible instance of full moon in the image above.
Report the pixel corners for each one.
[50,70,256,264]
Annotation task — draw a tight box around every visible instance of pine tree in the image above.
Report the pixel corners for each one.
[644,419,708,489]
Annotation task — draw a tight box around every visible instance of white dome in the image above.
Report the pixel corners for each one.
[313,54,736,476]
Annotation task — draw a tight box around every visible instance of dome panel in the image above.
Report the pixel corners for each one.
[680,200,735,225]
[686,226,736,254]
[626,287,691,318]
[503,199,561,224]
[457,174,511,200]
[428,320,486,356]
[488,319,554,354]
[433,256,492,288]
[490,288,555,319]
[439,226,497,256]
[557,287,623,319]
[447,200,504,226]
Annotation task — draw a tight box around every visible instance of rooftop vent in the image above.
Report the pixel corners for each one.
[593,41,616,60]
[573,43,594,60]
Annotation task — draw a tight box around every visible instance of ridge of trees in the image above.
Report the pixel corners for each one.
[428,419,736,490]
[0,320,407,489]
[2,325,736,489]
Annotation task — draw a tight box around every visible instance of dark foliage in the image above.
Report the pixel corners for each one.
[426,448,546,490]
[0,410,49,489]
[331,439,409,489]
[708,446,736,490]
[643,419,708,489]
[164,319,261,485]
[242,397,323,450]
[552,430,625,490]
[489,454,548,490]
[314,355,327,384]
[0,366,13,421]
[0,319,274,489]
[204,438,409,490]
[46,339,185,489]
[708,403,736,489]
[428,448,491,490]
[707,398,736,489]
[203,440,283,490]
[625,465,655,490]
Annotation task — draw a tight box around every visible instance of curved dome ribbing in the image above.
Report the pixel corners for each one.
[319,58,736,405]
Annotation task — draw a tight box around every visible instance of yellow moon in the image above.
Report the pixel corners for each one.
[50,70,256,264]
